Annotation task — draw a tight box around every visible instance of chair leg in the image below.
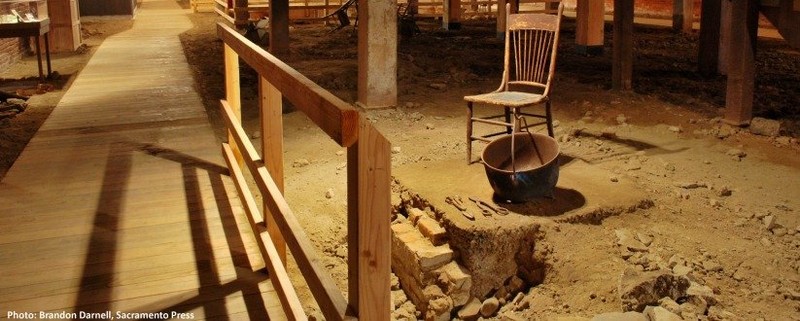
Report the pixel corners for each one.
[512,108,521,133]
[466,102,474,164]
[504,107,512,134]
[545,100,554,137]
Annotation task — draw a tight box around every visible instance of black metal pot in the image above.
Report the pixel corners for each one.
[481,132,560,203]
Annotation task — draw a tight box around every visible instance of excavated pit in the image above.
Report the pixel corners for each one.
[390,153,653,319]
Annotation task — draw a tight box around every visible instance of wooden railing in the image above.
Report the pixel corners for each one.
[217,22,391,321]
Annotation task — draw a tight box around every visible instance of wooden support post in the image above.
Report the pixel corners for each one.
[576,0,604,56]
[347,118,391,321]
[260,76,287,264]
[497,0,507,38]
[718,0,731,75]
[698,0,721,76]
[724,0,759,126]
[224,44,242,164]
[357,0,397,109]
[444,0,462,30]
[672,0,694,33]
[234,0,249,28]
[270,0,290,54]
[612,0,634,91]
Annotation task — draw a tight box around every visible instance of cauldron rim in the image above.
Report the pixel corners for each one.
[480,132,560,174]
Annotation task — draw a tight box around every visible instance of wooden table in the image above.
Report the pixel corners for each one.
[0,18,52,82]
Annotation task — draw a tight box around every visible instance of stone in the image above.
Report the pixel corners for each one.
[250,130,261,139]
[615,229,649,252]
[336,150,344,156]
[636,233,654,247]
[717,186,732,197]
[658,297,682,315]
[391,273,401,290]
[668,126,682,133]
[292,158,310,167]
[429,83,447,90]
[601,127,618,138]
[726,148,746,159]
[707,306,737,320]
[506,275,526,294]
[457,297,482,321]
[618,268,691,312]
[480,297,500,317]
[616,114,628,124]
[672,265,692,277]
[590,312,648,321]
[407,208,426,224]
[763,215,778,230]
[686,282,718,305]
[391,221,454,307]
[392,146,402,154]
[425,294,453,321]
[392,289,408,309]
[644,306,683,321]
[749,117,781,137]
[425,123,435,130]
[702,260,723,273]
[325,188,334,199]
[417,217,447,246]
[500,311,525,321]
[436,261,472,307]
[772,227,788,237]
[676,181,707,189]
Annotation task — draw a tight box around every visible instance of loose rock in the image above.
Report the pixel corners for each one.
[480,297,500,317]
[618,268,690,312]
[292,158,310,167]
[749,117,781,137]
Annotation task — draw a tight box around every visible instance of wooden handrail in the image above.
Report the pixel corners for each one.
[217,23,359,147]
[218,23,390,321]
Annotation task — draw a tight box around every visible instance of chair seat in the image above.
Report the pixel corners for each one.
[464,91,547,107]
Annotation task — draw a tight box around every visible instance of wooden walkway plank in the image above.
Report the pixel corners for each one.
[0,0,285,320]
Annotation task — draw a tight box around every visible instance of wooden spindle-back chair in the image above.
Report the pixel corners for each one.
[463,2,564,164]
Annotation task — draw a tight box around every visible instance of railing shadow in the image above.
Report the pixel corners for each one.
[71,140,274,320]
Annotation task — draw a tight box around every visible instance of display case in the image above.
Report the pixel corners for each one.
[0,0,48,24]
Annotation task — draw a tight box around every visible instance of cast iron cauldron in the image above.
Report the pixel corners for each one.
[481,132,560,203]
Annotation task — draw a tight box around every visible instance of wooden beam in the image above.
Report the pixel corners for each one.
[724,0,759,125]
[673,0,693,33]
[347,117,391,321]
[698,0,721,76]
[612,0,634,90]
[443,0,462,30]
[718,0,731,75]
[218,23,359,147]
[260,77,287,264]
[234,0,249,28]
[357,0,398,109]
[270,0,290,54]
[497,0,507,38]
[575,0,604,56]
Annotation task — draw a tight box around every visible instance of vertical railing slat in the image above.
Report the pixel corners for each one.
[260,77,288,264]
[224,44,242,165]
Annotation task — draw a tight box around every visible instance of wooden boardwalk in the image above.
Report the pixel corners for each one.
[0,1,285,320]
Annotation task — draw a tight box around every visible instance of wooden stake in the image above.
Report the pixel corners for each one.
[270,0,290,54]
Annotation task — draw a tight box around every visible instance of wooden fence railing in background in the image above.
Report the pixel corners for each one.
[217,22,391,321]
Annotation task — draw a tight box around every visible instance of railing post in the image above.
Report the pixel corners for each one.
[260,76,288,264]
[347,117,391,321]
[224,44,242,163]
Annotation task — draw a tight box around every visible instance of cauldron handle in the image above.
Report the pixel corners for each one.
[511,115,545,178]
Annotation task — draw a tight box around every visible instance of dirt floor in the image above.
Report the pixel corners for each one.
[2,5,800,321]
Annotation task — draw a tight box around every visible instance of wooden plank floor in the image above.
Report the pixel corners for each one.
[0,1,287,320]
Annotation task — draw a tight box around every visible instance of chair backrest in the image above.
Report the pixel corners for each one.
[502,2,564,97]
